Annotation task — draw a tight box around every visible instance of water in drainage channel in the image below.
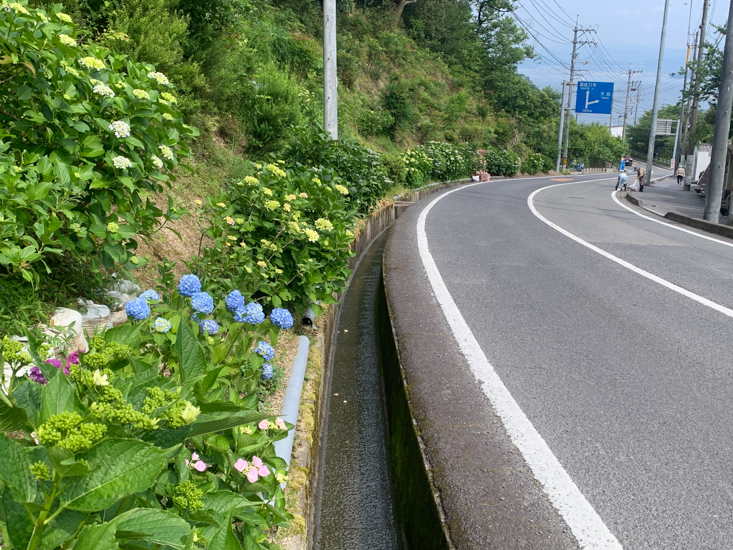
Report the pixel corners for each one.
[311,231,404,550]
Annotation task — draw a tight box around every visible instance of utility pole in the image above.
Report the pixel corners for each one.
[634,88,641,125]
[562,21,596,169]
[682,32,699,158]
[674,41,693,169]
[689,0,709,148]
[703,0,733,222]
[556,81,568,173]
[323,0,338,140]
[622,68,642,139]
[645,0,671,186]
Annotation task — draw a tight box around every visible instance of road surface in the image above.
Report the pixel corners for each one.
[422,170,733,549]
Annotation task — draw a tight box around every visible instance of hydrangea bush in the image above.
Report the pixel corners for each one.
[0,274,296,549]
[0,1,197,285]
[190,162,357,314]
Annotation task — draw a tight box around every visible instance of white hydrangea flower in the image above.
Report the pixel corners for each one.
[151,155,164,169]
[146,71,169,85]
[108,120,130,139]
[132,89,149,100]
[162,113,174,121]
[80,57,104,70]
[112,156,132,169]
[93,84,114,97]
[56,12,72,22]
[58,34,76,47]
[158,145,174,161]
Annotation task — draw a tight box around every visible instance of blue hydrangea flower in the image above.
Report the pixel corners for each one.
[178,274,201,297]
[190,292,214,314]
[225,290,245,312]
[199,319,219,336]
[125,297,150,321]
[262,363,273,380]
[139,289,160,302]
[270,308,294,329]
[242,302,265,324]
[254,341,275,361]
[153,317,172,333]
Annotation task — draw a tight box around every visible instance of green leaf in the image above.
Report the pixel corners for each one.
[40,370,76,424]
[61,439,166,512]
[188,409,267,438]
[72,522,118,550]
[38,509,89,550]
[0,489,34,549]
[175,320,206,383]
[112,508,192,549]
[0,400,28,432]
[14,380,42,428]
[0,434,36,503]
[206,511,239,550]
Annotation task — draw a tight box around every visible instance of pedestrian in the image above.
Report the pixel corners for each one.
[615,170,628,191]
[676,165,685,184]
[637,167,645,192]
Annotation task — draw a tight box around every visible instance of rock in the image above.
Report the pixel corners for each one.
[78,300,111,336]
[109,278,142,297]
[106,290,133,311]
[50,308,88,352]
[109,309,128,327]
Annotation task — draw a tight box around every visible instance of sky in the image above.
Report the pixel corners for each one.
[514,0,728,127]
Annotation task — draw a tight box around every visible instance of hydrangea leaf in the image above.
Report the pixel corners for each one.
[174,319,206,383]
[0,489,34,549]
[0,400,29,432]
[72,522,118,550]
[40,369,77,424]
[111,508,192,549]
[60,439,166,512]
[0,434,37,503]
[37,509,89,550]
[187,409,267,438]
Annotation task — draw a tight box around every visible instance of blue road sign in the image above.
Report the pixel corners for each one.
[575,82,614,114]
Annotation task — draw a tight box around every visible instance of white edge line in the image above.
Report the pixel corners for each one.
[417,181,623,550]
[610,190,733,248]
[529,182,733,319]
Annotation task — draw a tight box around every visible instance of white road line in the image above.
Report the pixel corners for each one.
[417,182,623,550]
[610,190,733,248]
[529,182,733,319]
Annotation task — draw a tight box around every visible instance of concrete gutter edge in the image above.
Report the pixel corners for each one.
[274,335,311,468]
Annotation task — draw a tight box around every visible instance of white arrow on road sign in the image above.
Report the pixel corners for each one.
[585,90,600,109]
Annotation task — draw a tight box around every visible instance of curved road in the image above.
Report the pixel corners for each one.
[423,171,733,549]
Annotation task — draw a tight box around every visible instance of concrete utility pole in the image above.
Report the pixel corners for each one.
[689,0,709,146]
[682,32,699,158]
[703,0,733,222]
[634,88,641,125]
[674,41,692,169]
[323,0,338,140]
[556,81,567,173]
[622,68,642,140]
[562,21,595,169]
[645,0,671,186]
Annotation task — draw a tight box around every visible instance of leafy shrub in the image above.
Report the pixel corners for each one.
[282,126,389,214]
[357,109,395,137]
[420,141,477,181]
[482,148,520,177]
[190,162,357,314]
[381,152,407,186]
[0,2,196,284]
[402,146,433,188]
[520,152,546,175]
[0,274,295,549]
[382,79,416,135]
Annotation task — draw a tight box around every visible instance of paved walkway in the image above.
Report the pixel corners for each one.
[627,176,731,224]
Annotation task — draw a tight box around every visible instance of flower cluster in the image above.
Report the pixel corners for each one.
[199,319,219,335]
[125,297,151,321]
[190,292,214,314]
[36,411,107,453]
[147,71,169,85]
[270,308,294,329]
[159,145,175,160]
[58,34,76,47]
[185,452,207,472]
[262,363,273,380]
[315,218,333,231]
[151,155,164,169]
[109,120,131,139]
[153,317,172,333]
[254,341,275,361]
[80,56,104,70]
[112,155,132,169]
[139,289,160,302]
[233,455,270,483]
[178,274,201,297]
[132,88,149,99]
[93,84,115,97]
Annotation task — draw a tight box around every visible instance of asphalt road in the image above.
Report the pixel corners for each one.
[424,171,733,549]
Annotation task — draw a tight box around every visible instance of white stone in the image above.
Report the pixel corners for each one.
[50,307,88,352]
[109,278,142,296]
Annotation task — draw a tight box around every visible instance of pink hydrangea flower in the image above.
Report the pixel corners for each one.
[46,358,63,369]
[276,417,286,430]
[66,351,80,365]
[246,468,259,483]
[252,456,263,468]
[191,452,199,461]
[258,419,269,430]
[258,465,270,477]
[193,460,207,472]
[234,458,248,473]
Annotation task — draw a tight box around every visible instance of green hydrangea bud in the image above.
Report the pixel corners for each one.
[30,462,50,482]
[172,480,203,511]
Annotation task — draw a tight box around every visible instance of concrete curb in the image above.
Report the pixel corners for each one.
[274,335,312,469]
[663,212,733,239]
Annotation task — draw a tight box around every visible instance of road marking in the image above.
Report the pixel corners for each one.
[610,190,733,248]
[529,182,733,319]
[417,182,623,550]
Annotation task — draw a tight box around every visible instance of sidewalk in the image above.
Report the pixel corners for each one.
[625,175,731,225]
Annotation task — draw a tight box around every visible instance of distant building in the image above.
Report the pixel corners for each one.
[610,126,623,138]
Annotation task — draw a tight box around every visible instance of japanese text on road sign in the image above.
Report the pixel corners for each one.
[575,82,614,115]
